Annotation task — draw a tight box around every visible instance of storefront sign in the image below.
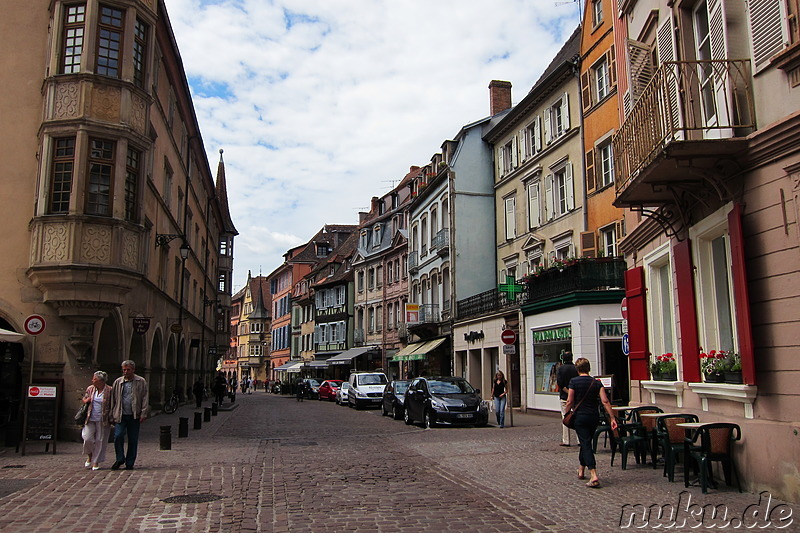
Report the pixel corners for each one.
[532,326,571,343]
[405,303,419,324]
[132,317,150,335]
[598,321,623,338]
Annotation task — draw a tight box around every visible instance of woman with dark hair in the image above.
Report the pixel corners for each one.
[564,357,617,488]
[491,370,508,428]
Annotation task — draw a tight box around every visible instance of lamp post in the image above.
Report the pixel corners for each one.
[176,239,190,392]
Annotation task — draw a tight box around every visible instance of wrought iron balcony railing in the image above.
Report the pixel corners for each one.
[408,251,419,272]
[430,229,449,254]
[525,258,626,302]
[614,59,754,195]
[456,287,523,321]
[419,304,440,323]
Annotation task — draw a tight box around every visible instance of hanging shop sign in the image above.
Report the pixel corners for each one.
[598,321,623,338]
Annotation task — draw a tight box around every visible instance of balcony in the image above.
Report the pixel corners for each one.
[397,323,408,340]
[431,229,449,257]
[408,251,419,273]
[524,258,626,306]
[419,304,440,324]
[456,287,524,321]
[354,329,365,344]
[613,60,754,208]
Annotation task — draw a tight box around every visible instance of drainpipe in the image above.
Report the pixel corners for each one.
[571,55,588,235]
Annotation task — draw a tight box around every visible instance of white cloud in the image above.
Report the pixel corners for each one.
[165,0,579,290]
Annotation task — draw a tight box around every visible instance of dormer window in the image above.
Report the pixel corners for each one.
[373,225,382,248]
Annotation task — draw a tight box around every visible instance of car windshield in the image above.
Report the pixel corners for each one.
[359,374,387,385]
[341,383,350,390]
[394,381,409,394]
[308,380,320,387]
[428,380,475,394]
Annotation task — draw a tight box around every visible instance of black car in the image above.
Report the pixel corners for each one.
[381,380,410,420]
[302,378,320,399]
[403,377,489,428]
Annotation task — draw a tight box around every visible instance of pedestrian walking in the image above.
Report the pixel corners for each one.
[213,372,227,405]
[80,371,112,471]
[491,370,508,428]
[557,350,579,446]
[109,360,149,471]
[296,378,305,402]
[564,357,617,488]
[192,378,204,408]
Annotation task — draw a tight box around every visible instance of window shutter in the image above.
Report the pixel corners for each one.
[543,109,552,145]
[707,0,733,127]
[505,196,516,240]
[314,325,320,343]
[656,16,683,135]
[565,163,575,211]
[519,128,527,160]
[585,148,596,193]
[747,0,787,69]
[728,204,755,385]
[497,147,505,176]
[580,231,596,258]
[534,116,542,152]
[511,136,519,168]
[561,92,570,131]
[608,44,617,87]
[627,39,653,104]
[581,71,592,111]
[624,266,650,380]
[673,239,701,383]
[544,173,554,220]
[622,89,632,117]
[528,182,540,228]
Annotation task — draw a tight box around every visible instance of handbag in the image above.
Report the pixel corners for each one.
[562,379,598,429]
[74,401,89,426]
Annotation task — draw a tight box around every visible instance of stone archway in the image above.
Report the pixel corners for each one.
[165,334,176,399]
[96,314,122,377]
[149,329,164,408]
[0,318,24,446]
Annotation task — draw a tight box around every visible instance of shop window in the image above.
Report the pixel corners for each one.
[531,325,572,394]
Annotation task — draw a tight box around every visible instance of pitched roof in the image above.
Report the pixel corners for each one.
[215,150,238,235]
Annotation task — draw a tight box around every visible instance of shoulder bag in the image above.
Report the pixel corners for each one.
[562,379,597,429]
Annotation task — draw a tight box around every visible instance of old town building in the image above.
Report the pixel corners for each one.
[0,0,236,442]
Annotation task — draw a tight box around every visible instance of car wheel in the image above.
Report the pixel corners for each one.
[381,403,388,416]
[393,404,403,420]
[404,407,413,425]
[424,409,436,429]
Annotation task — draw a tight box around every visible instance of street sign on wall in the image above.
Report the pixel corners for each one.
[501,329,516,345]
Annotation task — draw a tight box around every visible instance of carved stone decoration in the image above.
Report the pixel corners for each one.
[122,232,139,269]
[42,223,70,262]
[790,168,800,244]
[30,223,40,264]
[130,94,147,134]
[91,84,120,122]
[81,225,112,264]
[54,81,81,120]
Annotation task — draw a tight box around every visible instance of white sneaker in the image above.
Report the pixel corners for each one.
[92,465,100,471]
[84,461,91,468]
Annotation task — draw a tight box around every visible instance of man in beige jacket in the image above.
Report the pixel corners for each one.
[109,360,149,470]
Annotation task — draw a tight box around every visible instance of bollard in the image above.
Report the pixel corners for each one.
[203,407,211,422]
[211,402,218,416]
[178,417,189,438]
[193,411,202,430]
[160,426,172,450]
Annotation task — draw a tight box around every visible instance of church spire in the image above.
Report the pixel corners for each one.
[216,149,238,235]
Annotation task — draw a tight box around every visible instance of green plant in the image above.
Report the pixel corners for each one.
[650,353,676,375]
[699,349,727,374]
[726,351,742,372]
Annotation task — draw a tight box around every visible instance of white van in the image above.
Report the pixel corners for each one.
[348,371,388,409]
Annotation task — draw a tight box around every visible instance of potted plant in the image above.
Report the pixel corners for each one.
[650,353,677,381]
[724,351,742,384]
[700,349,726,382]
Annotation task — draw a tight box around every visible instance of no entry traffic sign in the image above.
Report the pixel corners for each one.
[501,329,516,345]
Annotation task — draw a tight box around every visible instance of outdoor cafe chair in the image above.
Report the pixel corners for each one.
[656,413,700,481]
[684,422,742,494]
[611,406,662,469]
[592,405,614,453]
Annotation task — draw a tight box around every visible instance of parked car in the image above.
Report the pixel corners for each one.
[403,376,488,428]
[381,380,410,420]
[302,378,321,399]
[318,380,343,401]
[335,382,351,405]
[348,371,388,409]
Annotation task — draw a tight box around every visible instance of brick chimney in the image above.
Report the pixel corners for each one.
[489,80,512,116]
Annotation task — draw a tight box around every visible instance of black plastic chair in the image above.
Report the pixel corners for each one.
[592,405,614,453]
[656,414,699,481]
[684,423,742,493]
[611,406,662,469]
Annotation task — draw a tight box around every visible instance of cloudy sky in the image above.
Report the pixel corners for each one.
[165,0,581,291]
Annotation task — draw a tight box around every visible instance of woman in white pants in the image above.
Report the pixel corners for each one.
[81,371,112,470]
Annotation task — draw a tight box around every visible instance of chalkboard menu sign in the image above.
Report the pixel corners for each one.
[22,384,59,455]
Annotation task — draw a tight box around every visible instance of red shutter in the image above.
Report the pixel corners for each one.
[729,204,755,385]
[624,266,649,380]
[673,239,701,382]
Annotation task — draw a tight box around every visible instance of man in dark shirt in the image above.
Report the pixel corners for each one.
[556,350,579,446]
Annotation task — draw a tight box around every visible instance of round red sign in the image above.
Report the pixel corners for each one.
[620,297,628,320]
[501,329,516,345]
[24,315,46,336]
[29,387,40,396]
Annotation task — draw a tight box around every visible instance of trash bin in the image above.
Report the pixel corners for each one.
[160,426,171,450]
[178,417,189,438]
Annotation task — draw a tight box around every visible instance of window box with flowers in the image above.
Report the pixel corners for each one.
[723,351,742,384]
[650,353,677,381]
[699,349,728,383]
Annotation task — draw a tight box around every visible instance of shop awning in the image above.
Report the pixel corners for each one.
[304,360,329,369]
[326,346,376,365]
[392,338,446,361]
[0,328,24,343]
[274,361,303,372]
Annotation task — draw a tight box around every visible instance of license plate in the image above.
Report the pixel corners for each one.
[457,413,473,419]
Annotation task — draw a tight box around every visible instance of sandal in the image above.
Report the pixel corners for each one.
[577,468,586,480]
[586,479,601,488]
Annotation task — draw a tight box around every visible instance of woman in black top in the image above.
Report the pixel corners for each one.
[564,357,617,487]
[491,371,508,428]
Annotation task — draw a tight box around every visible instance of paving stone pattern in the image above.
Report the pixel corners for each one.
[0,393,796,532]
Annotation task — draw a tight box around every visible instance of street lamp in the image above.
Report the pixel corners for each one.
[155,233,184,248]
[176,239,190,393]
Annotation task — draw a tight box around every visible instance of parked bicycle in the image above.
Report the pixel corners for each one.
[163,391,180,414]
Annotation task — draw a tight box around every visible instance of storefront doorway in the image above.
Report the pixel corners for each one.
[601,340,629,404]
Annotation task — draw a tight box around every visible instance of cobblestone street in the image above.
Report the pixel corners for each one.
[0,392,796,532]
